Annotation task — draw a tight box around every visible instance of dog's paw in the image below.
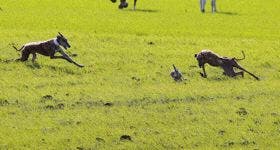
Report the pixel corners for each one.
[123,2,128,8]
[200,73,207,78]
[78,64,84,68]
[118,5,124,9]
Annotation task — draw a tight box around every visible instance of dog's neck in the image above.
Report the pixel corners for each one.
[53,38,60,46]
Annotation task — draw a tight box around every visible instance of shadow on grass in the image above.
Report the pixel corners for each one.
[45,65,77,75]
[0,59,43,69]
[216,11,238,16]
[25,62,41,69]
[1,58,80,75]
[207,76,245,81]
[124,9,159,13]
[10,60,80,74]
[202,11,238,16]
[0,59,15,64]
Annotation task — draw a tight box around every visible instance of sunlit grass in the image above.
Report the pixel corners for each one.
[0,0,280,149]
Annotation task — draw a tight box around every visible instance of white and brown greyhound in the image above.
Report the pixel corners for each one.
[13,32,84,68]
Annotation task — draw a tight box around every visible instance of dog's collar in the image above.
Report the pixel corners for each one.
[53,38,60,46]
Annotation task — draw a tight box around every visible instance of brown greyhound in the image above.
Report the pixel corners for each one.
[194,50,260,80]
[13,32,84,68]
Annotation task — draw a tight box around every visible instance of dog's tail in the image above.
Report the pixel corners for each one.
[234,51,245,61]
[12,45,24,51]
[173,64,178,72]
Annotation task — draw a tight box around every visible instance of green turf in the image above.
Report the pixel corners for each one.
[0,0,280,149]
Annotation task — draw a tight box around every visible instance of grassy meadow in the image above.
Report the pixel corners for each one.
[0,0,280,149]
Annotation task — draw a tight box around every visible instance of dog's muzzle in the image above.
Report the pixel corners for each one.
[64,44,71,49]
[63,46,69,50]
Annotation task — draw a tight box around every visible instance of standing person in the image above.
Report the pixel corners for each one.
[200,0,217,13]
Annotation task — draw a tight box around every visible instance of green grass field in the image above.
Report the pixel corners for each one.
[0,0,280,149]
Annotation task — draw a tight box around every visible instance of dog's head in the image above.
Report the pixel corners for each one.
[57,32,71,50]
[194,53,205,68]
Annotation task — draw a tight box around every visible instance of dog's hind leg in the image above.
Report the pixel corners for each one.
[236,66,259,80]
[221,60,244,78]
[222,66,234,77]
[223,71,244,78]
[32,53,37,63]
[231,62,259,80]
[234,71,244,77]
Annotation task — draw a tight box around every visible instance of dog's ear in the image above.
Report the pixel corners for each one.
[194,54,197,58]
[58,32,64,37]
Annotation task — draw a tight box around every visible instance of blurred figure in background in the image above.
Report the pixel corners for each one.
[200,0,217,13]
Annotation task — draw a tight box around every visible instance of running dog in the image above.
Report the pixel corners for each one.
[194,50,259,80]
[13,32,84,68]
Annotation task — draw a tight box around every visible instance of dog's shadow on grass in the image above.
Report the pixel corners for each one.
[25,62,41,69]
[0,59,15,64]
[45,65,78,75]
[23,61,79,74]
[208,76,245,81]
[26,64,80,75]
[125,9,159,13]
[1,60,77,74]
[1,59,42,69]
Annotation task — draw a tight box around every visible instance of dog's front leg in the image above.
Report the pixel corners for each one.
[50,55,71,62]
[57,50,84,68]
[200,65,207,78]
